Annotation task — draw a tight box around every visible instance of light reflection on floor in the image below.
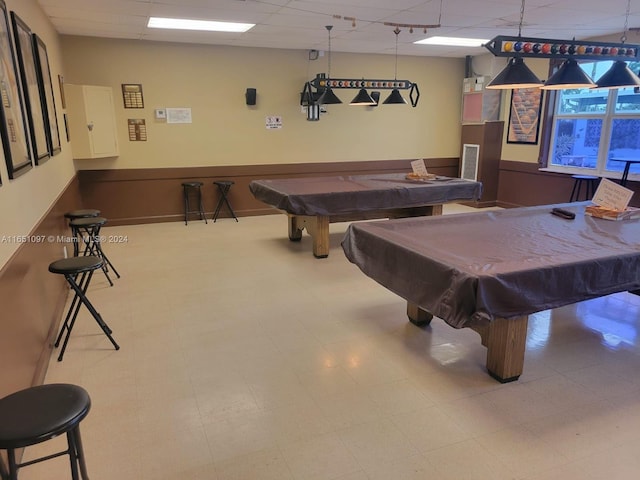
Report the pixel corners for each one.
[527,293,640,351]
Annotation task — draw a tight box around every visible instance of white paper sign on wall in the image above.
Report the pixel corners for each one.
[266,115,282,129]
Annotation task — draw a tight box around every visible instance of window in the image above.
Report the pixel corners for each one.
[546,60,640,180]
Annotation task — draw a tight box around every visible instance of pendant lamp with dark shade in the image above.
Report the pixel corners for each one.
[383,27,407,105]
[350,87,377,106]
[485,0,542,90]
[541,59,595,90]
[383,88,407,105]
[316,25,342,105]
[316,87,342,105]
[595,60,640,89]
[486,57,542,90]
[596,0,640,89]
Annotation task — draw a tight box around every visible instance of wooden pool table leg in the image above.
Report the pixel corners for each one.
[286,214,330,258]
[288,215,303,241]
[408,302,528,383]
[471,316,528,383]
[406,302,433,326]
[310,216,329,258]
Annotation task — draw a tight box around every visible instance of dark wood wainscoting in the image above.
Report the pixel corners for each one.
[497,160,640,208]
[0,177,83,399]
[77,158,460,226]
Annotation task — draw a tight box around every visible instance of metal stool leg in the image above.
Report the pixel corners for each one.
[569,180,579,202]
[55,270,91,354]
[56,271,94,361]
[183,184,189,225]
[90,224,120,281]
[71,427,90,480]
[0,455,9,480]
[197,186,207,224]
[183,183,207,224]
[57,270,119,361]
[213,183,238,222]
[77,224,115,286]
[7,450,17,480]
[66,432,80,480]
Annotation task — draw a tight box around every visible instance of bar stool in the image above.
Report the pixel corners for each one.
[182,181,207,225]
[64,210,100,257]
[213,180,238,222]
[69,217,120,286]
[49,256,120,361]
[0,383,91,480]
[569,174,599,202]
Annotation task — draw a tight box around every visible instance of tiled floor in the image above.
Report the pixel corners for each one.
[21,204,640,479]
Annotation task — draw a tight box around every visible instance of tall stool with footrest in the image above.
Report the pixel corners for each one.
[68,216,120,286]
[569,174,599,202]
[182,181,207,225]
[212,180,238,222]
[48,256,120,361]
[0,383,92,480]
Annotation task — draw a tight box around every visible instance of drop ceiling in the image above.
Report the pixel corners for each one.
[37,0,640,57]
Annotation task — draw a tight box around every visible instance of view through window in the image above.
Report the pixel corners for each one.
[548,60,640,180]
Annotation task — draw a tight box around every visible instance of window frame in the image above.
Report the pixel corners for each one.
[540,60,640,183]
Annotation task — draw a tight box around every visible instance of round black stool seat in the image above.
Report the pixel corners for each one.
[0,384,90,449]
[69,216,107,228]
[49,256,103,275]
[64,209,100,220]
[214,180,234,186]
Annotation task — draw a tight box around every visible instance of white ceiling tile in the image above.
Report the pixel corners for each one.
[37,0,640,57]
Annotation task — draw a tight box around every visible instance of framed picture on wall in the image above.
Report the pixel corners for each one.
[33,34,61,155]
[11,11,49,164]
[507,87,544,145]
[0,0,31,179]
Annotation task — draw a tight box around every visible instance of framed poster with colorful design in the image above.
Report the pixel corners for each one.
[507,87,543,145]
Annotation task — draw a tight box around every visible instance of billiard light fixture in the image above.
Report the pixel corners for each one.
[300,26,420,118]
[484,0,640,89]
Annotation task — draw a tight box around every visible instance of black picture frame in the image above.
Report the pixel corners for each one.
[0,0,31,179]
[11,12,48,164]
[32,33,60,155]
[507,87,544,145]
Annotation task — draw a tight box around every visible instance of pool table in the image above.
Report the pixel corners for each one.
[249,173,482,258]
[342,202,640,382]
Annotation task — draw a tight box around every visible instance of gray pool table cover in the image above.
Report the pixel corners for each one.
[342,203,640,329]
[249,174,482,216]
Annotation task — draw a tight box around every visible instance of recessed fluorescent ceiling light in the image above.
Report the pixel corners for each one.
[414,36,489,47]
[147,17,255,33]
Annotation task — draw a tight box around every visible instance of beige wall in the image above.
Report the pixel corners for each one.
[60,36,466,170]
[0,0,75,269]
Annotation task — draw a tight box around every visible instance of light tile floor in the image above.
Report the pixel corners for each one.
[20,204,640,479]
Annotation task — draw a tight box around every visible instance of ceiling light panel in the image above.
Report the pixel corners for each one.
[415,36,489,47]
[147,17,255,32]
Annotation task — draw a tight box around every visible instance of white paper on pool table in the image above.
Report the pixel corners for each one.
[411,159,429,176]
[592,178,633,211]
